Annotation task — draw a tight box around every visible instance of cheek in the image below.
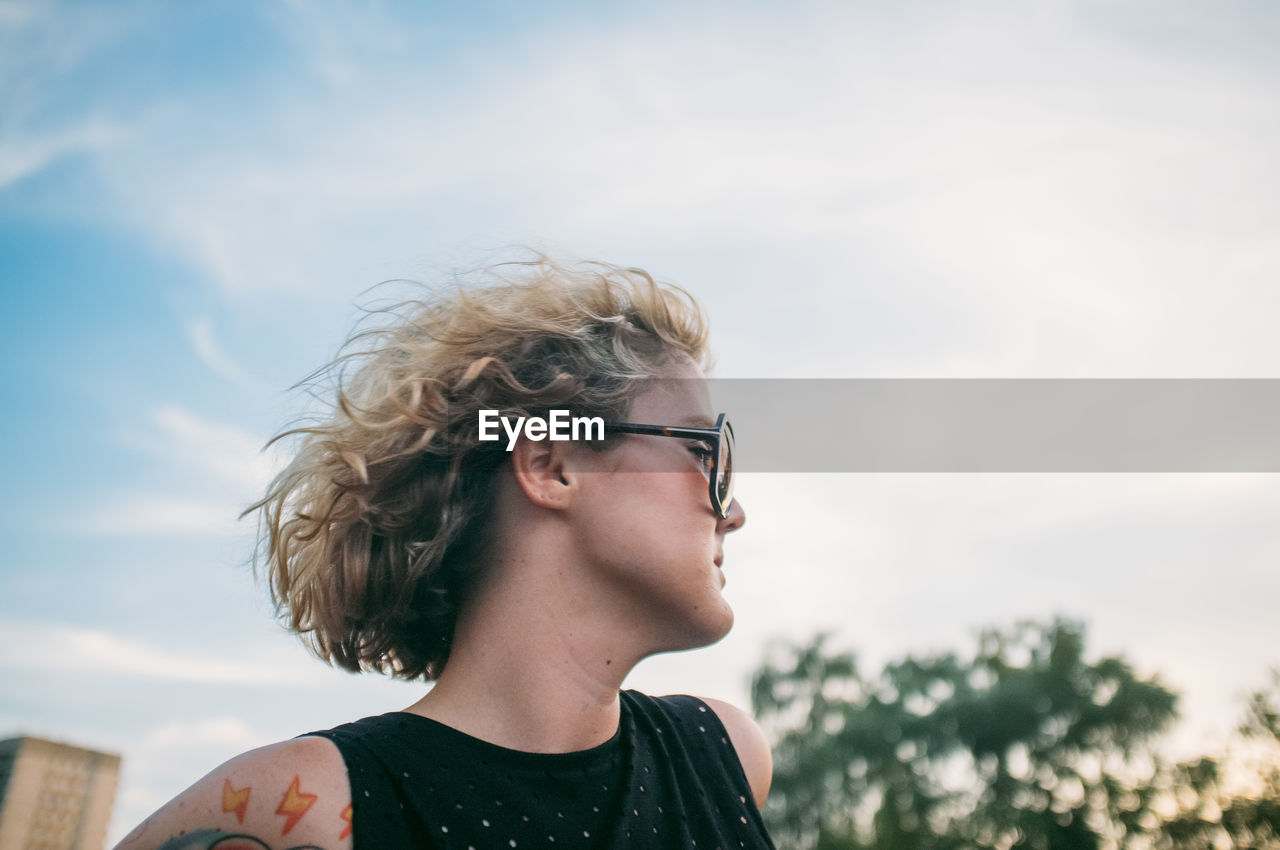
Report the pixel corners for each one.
[579,474,714,561]
[651,472,717,533]
[605,470,708,516]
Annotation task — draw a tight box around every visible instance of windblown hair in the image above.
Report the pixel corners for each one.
[246,257,710,680]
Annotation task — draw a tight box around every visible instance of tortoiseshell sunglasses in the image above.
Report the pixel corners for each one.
[603,413,735,519]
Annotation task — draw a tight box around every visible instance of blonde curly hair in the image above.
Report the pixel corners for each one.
[246,257,710,680]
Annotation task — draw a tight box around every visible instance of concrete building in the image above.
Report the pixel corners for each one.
[0,736,120,850]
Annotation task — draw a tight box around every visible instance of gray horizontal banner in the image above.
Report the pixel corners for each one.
[700,379,1280,472]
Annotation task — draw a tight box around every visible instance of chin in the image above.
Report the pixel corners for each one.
[686,601,736,650]
[647,601,734,655]
[709,605,735,644]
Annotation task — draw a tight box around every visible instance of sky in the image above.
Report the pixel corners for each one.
[2,0,1279,844]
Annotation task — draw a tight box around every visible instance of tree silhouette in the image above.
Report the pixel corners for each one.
[751,619,1180,850]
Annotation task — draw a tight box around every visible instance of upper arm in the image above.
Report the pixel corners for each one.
[699,697,773,809]
[114,735,353,850]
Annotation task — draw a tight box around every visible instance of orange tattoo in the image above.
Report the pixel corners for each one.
[222,778,252,824]
[339,803,353,840]
[274,775,317,836]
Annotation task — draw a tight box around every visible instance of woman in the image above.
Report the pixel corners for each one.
[117,258,773,849]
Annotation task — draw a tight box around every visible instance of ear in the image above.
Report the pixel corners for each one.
[509,435,576,511]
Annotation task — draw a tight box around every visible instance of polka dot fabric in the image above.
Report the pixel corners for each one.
[307,690,775,849]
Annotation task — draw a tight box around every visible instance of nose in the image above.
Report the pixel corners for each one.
[718,497,746,534]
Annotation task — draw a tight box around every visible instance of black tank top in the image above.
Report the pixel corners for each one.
[307,689,775,849]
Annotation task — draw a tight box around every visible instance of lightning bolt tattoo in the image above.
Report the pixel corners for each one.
[274,775,317,836]
[221,779,251,824]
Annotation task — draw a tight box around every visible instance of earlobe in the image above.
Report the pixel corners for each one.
[509,437,574,511]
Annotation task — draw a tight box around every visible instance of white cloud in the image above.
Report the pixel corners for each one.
[148,404,280,492]
[73,405,283,538]
[79,494,241,537]
[141,716,261,751]
[64,2,1277,378]
[0,119,125,188]
[0,0,143,187]
[185,317,252,387]
[0,619,327,685]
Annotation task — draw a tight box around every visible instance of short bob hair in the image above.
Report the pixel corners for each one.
[247,257,710,681]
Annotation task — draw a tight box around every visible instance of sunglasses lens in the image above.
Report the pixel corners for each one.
[716,422,734,515]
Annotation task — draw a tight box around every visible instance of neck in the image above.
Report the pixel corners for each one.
[403,552,647,754]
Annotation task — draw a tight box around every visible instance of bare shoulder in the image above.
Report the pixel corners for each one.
[114,735,352,850]
[697,696,773,809]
